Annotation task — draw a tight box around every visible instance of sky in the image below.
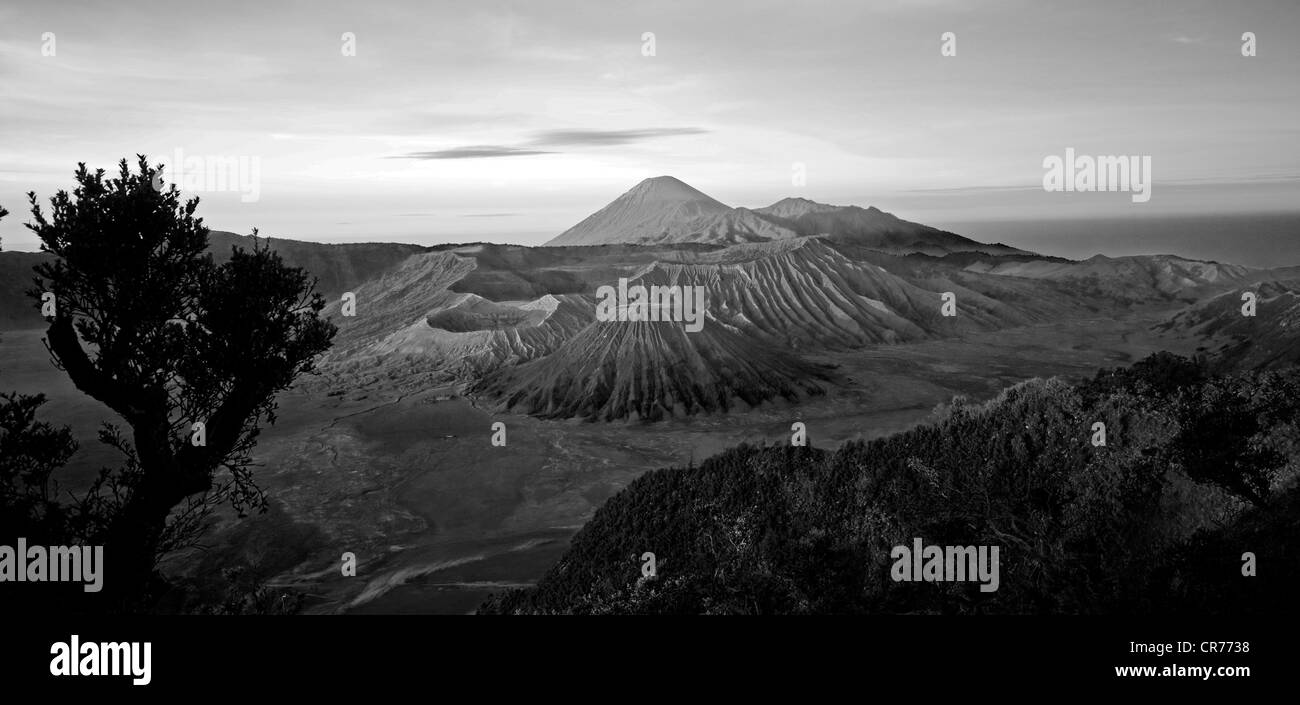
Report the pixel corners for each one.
[1,0,1297,251]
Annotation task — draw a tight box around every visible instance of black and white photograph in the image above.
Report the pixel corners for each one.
[0,0,1295,690]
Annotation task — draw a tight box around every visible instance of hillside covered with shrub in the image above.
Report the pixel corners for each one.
[482,353,1300,614]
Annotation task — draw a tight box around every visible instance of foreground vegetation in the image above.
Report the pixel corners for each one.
[0,159,335,613]
[482,352,1300,614]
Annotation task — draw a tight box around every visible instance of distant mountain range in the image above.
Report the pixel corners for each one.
[963,253,1255,304]
[0,231,426,331]
[544,176,1027,256]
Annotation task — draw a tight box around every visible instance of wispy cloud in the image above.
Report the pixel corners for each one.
[531,127,708,147]
[393,146,554,160]
[391,127,709,160]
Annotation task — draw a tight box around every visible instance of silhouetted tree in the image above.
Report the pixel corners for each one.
[0,205,80,548]
[14,156,336,611]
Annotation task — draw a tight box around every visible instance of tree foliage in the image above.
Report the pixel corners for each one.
[2,157,337,611]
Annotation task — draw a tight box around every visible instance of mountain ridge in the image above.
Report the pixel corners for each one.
[544,176,1032,256]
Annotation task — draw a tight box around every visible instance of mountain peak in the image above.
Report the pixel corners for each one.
[623,176,725,206]
[630,174,695,190]
[543,179,1016,254]
[544,177,796,246]
[756,197,842,219]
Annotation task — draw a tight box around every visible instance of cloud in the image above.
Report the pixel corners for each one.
[392,146,554,160]
[530,127,708,147]
[391,127,709,160]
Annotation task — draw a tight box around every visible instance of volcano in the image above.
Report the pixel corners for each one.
[545,176,1030,256]
[544,176,797,246]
